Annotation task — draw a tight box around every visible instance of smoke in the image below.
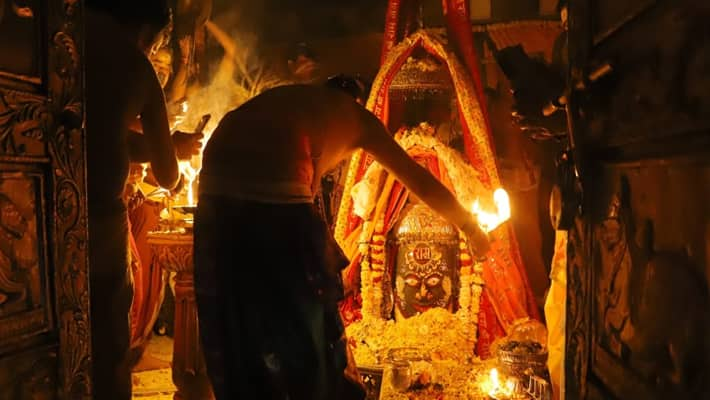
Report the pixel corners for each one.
[174,2,281,136]
[174,0,390,138]
[211,0,385,44]
[171,2,295,188]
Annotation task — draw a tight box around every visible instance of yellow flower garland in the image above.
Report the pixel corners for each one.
[335,29,502,248]
[340,29,502,361]
[353,129,487,351]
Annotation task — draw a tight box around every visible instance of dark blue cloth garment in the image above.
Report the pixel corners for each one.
[194,195,365,400]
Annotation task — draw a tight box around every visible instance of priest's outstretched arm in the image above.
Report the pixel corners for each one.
[355,108,490,254]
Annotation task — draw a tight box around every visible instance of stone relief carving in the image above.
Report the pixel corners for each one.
[0,175,42,317]
[596,195,633,361]
[44,0,91,397]
[0,350,57,400]
[0,90,48,155]
[595,177,709,396]
[0,3,87,396]
[565,216,590,400]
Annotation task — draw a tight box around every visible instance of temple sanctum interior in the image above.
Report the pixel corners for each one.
[1,1,709,400]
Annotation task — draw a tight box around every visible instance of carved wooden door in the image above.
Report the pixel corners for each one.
[0,0,91,399]
[565,0,710,399]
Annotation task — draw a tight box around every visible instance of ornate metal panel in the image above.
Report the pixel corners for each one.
[0,345,58,399]
[0,0,90,399]
[0,168,51,342]
[588,162,710,399]
[566,0,710,399]
[0,0,43,90]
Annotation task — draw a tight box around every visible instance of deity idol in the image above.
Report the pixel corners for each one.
[390,201,459,319]
[338,29,540,359]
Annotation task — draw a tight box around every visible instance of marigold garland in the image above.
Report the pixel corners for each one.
[352,128,487,361]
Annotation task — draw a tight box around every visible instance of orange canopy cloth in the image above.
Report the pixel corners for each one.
[335,30,539,357]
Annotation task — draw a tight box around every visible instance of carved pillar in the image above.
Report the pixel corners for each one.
[148,232,213,400]
[0,0,91,398]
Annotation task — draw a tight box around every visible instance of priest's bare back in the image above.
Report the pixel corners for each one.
[201,84,489,252]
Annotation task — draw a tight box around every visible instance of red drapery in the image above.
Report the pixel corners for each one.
[441,0,493,144]
[129,202,167,357]
[336,0,540,356]
[381,0,494,143]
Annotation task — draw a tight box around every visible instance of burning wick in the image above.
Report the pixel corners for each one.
[179,161,197,205]
[177,114,212,206]
[481,368,517,399]
[471,188,511,233]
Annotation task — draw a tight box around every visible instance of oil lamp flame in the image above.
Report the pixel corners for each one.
[481,368,517,399]
[178,161,198,206]
[471,188,511,233]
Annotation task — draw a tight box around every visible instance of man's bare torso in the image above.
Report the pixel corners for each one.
[200,85,491,252]
[201,85,363,197]
[85,11,154,209]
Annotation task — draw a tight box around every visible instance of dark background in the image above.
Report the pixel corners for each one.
[210,0,547,46]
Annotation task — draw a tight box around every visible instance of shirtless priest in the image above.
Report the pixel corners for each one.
[194,77,489,400]
[85,0,202,398]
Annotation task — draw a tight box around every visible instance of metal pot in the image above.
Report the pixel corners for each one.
[358,365,384,400]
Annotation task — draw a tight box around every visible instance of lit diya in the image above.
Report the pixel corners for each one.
[480,368,529,400]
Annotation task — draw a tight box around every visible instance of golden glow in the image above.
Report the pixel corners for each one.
[472,188,511,233]
[480,368,517,399]
[175,101,213,207]
[178,160,198,206]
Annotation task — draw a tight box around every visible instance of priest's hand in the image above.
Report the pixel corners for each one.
[172,131,204,160]
[169,173,187,196]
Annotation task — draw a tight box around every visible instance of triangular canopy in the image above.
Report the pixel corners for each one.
[335,29,539,356]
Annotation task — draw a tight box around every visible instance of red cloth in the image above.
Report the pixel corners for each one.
[442,0,493,144]
[128,201,166,354]
[475,290,507,359]
[338,1,540,358]
[381,0,403,63]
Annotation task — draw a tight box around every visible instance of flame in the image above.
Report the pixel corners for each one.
[174,99,213,207]
[165,25,291,209]
[480,368,517,399]
[471,188,511,233]
[178,160,198,206]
